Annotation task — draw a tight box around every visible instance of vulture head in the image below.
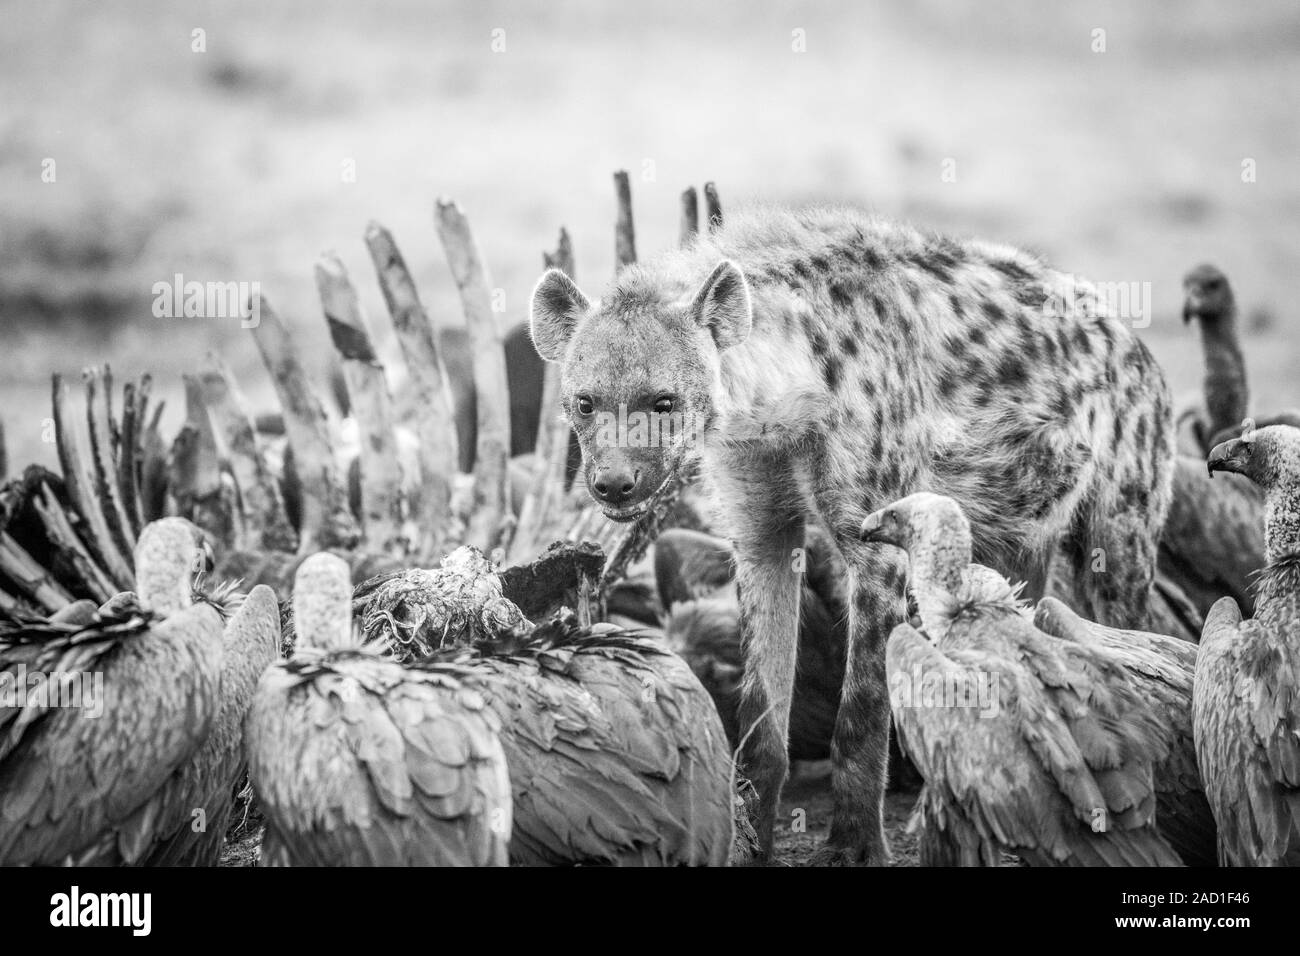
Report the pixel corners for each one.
[134,517,213,618]
[1182,263,1234,326]
[860,492,972,604]
[1206,425,1300,489]
[1208,425,1300,561]
[861,492,968,556]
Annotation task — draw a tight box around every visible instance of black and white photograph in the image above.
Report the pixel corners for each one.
[0,0,1295,932]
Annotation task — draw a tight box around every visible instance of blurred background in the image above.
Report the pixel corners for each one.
[3,0,1298,470]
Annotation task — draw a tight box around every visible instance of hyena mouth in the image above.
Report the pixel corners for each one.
[602,502,648,523]
[599,473,676,523]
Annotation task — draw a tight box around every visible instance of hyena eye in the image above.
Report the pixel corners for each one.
[654,397,675,414]
[576,395,595,416]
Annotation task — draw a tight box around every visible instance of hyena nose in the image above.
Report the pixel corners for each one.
[592,466,640,505]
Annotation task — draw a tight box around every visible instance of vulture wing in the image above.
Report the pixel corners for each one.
[247,656,509,867]
[653,529,735,608]
[1034,596,1216,866]
[1159,457,1264,617]
[890,614,1182,866]
[459,621,732,866]
[0,604,224,865]
[544,629,733,865]
[1194,597,1300,865]
[144,585,281,866]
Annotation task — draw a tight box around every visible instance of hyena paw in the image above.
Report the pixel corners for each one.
[808,840,892,867]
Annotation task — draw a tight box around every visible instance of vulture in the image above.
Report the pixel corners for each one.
[1195,426,1300,865]
[1176,262,1300,454]
[1032,598,1217,866]
[1176,264,1250,456]
[1160,265,1273,620]
[863,492,1183,867]
[142,577,279,866]
[245,551,512,867]
[347,546,735,866]
[0,518,276,866]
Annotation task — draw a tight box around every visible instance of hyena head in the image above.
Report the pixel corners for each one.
[529,260,752,521]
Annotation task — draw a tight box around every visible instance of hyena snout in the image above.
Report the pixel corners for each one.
[590,462,641,507]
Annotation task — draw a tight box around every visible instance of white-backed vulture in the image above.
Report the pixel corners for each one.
[348,546,735,865]
[1177,264,1250,456]
[1195,426,1300,865]
[246,552,512,866]
[862,492,1182,867]
[0,519,234,865]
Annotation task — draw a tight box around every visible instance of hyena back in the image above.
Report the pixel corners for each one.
[530,206,1174,865]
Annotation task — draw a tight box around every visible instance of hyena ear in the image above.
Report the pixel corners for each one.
[530,269,591,362]
[689,260,752,351]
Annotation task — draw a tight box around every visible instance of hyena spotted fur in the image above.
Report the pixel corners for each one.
[529,206,1174,865]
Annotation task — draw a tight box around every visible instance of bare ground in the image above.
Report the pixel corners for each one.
[773,768,923,868]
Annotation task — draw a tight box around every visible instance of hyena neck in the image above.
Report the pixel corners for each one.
[709,293,827,447]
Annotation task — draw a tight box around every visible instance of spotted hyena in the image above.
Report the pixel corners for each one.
[529,207,1174,865]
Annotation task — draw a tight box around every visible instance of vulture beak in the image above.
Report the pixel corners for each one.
[1206,437,1249,478]
[859,509,894,545]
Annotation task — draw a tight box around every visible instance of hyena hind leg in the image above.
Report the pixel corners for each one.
[1070,482,1164,631]
[814,538,907,866]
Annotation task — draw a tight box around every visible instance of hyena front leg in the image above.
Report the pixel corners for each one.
[815,538,907,866]
[715,459,806,862]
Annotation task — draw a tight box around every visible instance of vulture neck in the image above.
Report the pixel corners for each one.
[1198,312,1248,439]
[908,529,971,636]
[294,596,357,652]
[1257,490,1300,628]
[1264,489,1300,563]
[138,566,191,618]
